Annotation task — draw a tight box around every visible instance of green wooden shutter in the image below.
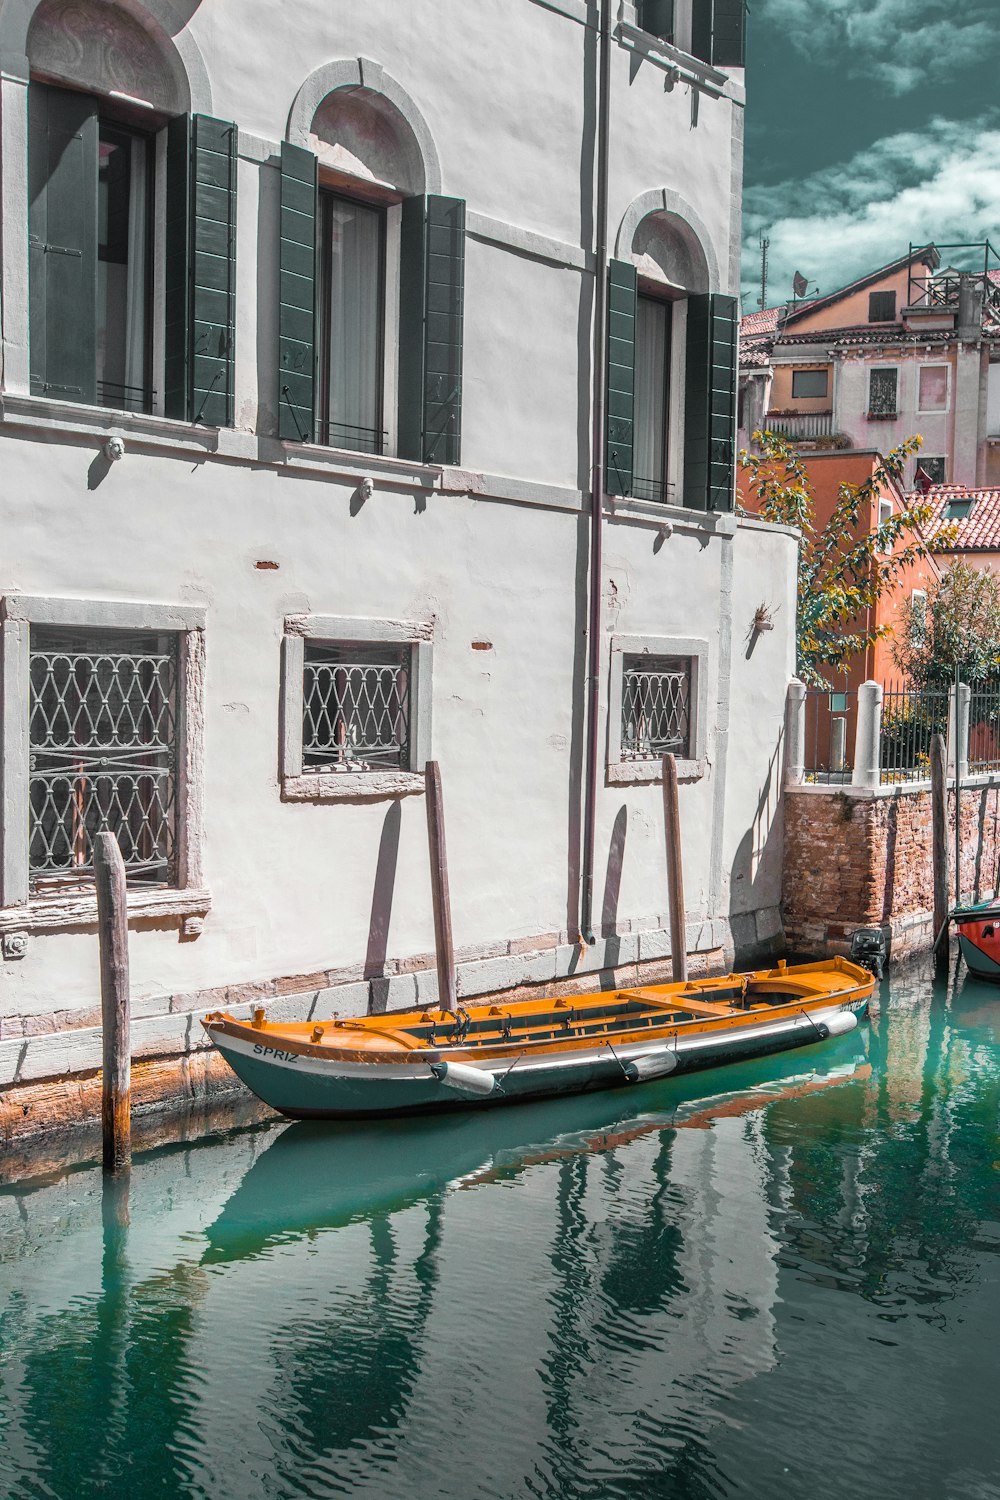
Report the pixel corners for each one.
[606,259,637,499]
[164,114,238,425]
[711,0,746,65]
[639,0,674,39]
[424,196,465,465]
[398,196,426,462]
[690,0,712,63]
[163,114,191,420]
[691,0,746,66]
[277,142,317,443]
[27,82,98,404]
[190,116,237,426]
[399,195,465,465]
[683,293,737,512]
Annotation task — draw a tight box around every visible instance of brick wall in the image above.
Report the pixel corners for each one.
[784,782,1000,960]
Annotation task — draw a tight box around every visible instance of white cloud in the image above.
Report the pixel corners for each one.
[742,116,1000,306]
[757,0,999,93]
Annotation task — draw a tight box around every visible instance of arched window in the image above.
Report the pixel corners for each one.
[278,71,464,465]
[25,0,235,425]
[606,209,736,511]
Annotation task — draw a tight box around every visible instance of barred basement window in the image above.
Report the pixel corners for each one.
[28,627,178,891]
[621,655,691,760]
[303,641,410,772]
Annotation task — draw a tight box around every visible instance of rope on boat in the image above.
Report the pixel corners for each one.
[605,1038,631,1080]
[494,1050,529,1097]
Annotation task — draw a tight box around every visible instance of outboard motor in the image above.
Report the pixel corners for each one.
[850,926,886,979]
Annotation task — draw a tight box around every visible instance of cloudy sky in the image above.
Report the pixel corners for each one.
[742,0,1000,311]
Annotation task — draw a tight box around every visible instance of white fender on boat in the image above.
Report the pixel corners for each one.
[816,1009,858,1039]
[624,1049,678,1083]
[431,1060,497,1096]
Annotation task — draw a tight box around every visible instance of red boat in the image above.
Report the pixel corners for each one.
[953,899,1000,981]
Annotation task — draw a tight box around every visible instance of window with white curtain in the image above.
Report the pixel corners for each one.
[97,121,153,413]
[317,194,386,455]
[633,294,671,502]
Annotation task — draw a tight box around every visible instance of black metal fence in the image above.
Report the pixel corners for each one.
[969,684,1000,774]
[803,689,857,783]
[879,683,949,785]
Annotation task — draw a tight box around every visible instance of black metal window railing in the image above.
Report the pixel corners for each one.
[631,475,670,503]
[621,655,691,760]
[97,380,155,415]
[303,642,410,772]
[28,627,178,891]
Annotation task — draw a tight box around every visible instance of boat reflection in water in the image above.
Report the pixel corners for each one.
[202,1037,870,1265]
[182,1042,870,1496]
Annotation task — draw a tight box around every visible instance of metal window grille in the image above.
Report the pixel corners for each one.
[622,655,691,760]
[869,368,898,418]
[303,642,410,772]
[28,627,179,890]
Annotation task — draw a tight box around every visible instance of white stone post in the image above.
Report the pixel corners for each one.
[947,682,971,779]
[785,678,806,786]
[852,680,883,790]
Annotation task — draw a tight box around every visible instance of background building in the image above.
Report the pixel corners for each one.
[739,244,1000,489]
[0,0,796,1107]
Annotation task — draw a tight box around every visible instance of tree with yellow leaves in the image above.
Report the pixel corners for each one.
[739,430,955,687]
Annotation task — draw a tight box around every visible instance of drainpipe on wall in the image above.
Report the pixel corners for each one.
[580,0,612,945]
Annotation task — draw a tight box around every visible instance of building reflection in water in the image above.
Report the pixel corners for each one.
[1,998,995,1500]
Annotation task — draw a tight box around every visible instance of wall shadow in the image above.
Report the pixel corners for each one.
[366,801,403,1014]
[599,804,627,989]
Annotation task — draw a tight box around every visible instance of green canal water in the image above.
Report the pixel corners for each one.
[1,966,999,1499]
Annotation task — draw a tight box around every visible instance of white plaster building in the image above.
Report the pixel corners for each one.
[0,0,796,1101]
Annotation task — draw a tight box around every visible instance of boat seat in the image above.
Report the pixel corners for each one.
[618,987,736,1018]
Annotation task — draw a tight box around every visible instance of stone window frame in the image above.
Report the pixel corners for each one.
[0,594,208,935]
[916,364,951,415]
[281,613,433,800]
[606,632,709,785]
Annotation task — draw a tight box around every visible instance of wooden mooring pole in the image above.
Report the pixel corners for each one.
[930,733,950,973]
[662,754,688,983]
[95,831,131,1173]
[424,761,457,1013]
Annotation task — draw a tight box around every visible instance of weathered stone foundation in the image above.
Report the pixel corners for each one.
[783,780,1000,961]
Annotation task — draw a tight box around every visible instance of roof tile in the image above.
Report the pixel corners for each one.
[920,485,1000,552]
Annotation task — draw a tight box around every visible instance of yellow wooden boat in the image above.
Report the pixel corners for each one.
[202,957,874,1119]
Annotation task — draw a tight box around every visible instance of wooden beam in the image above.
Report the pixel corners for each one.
[931,733,950,973]
[424,761,457,1013]
[95,832,131,1173]
[662,753,688,983]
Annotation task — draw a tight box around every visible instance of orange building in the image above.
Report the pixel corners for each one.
[923,484,1000,573]
[739,449,942,694]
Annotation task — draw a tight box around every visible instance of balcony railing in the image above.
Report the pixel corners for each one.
[764,410,833,442]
